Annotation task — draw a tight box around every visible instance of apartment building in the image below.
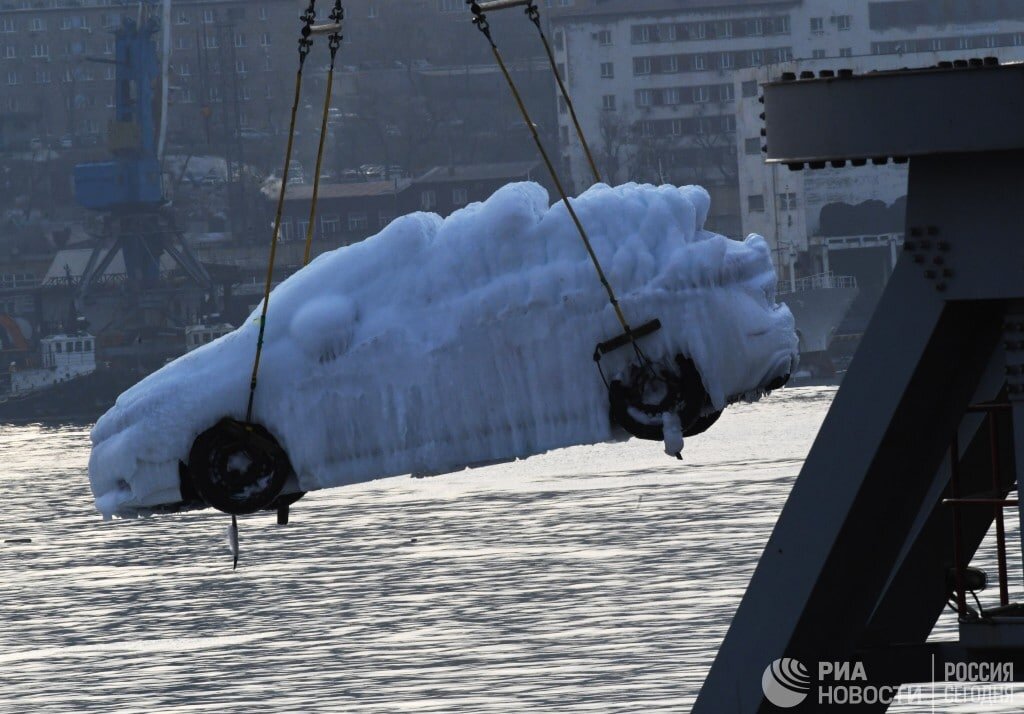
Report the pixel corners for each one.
[550,0,1024,240]
[734,1,1024,329]
[0,0,571,153]
[550,0,815,236]
[0,0,309,150]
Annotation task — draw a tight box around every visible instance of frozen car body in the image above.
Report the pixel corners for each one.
[89,181,798,518]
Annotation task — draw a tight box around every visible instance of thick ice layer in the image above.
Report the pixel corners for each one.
[89,182,797,517]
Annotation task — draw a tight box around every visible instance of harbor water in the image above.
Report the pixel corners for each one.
[0,386,1017,711]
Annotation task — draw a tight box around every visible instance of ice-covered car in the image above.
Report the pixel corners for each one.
[89,181,798,519]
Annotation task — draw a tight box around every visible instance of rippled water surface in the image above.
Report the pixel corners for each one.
[0,386,1015,712]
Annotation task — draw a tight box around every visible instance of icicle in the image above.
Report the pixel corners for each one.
[662,411,683,459]
[226,514,239,570]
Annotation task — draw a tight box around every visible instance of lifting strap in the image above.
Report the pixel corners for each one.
[521,2,601,185]
[302,1,344,267]
[467,1,634,339]
[245,0,318,424]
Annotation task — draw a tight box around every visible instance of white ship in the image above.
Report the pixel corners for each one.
[777,272,858,378]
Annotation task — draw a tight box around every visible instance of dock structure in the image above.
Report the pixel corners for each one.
[697,61,1024,711]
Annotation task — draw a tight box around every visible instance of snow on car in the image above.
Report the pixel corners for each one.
[89,181,798,519]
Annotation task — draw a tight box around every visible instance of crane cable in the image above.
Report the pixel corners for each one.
[245,0,317,424]
[467,2,634,338]
[523,2,601,185]
[302,1,345,267]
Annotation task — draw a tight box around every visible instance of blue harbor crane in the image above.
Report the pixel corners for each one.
[72,14,211,302]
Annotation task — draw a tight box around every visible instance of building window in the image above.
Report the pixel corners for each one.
[178,62,191,77]
[663,87,680,105]
[321,215,341,234]
[203,10,215,24]
[663,55,679,73]
[744,137,761,155]
[741,79,757,97]
[7,71,18,85]
[258,6,268,21]
[810,17,823,34]
[720,52,734,69]
[30,18,44,31]
[837,15,851,31]
[692,54,706,70]
[748,194,765,212]
[205,35,219,50]
[31,43,48,58]
[597,29,612,46]
[602,94,616,111]
[420,191,437,211]
[778,192,798,210]
[812,49,826,59]
[177,11,189,24]
[636,89,653,107]
[633,57,652,75]
[632,25,652,44]
[105,66,115,80]
[260,32,272,47]
[693,86,710,103]
[236,59,247,75]
[378,210,393,229]
[749,49,763,66]
[719,83,734,102]
[368,3,379,19]
[600,62,614,78]
[235,33,246,48]
[839,47,852,58]
[1,18,15,33]
[175,36,189,51]
[453,188,468,206]
[689,23,705,40]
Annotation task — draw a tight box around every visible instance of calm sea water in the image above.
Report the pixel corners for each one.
[0,386,1017,712]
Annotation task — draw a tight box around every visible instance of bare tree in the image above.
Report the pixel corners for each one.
[597,110,631,184]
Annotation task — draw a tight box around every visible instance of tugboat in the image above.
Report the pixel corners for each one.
[185,322,234,353]
[0,332,138,422]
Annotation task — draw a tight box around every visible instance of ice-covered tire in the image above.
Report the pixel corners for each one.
[608,353,713,442]
[187,418,292,515]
